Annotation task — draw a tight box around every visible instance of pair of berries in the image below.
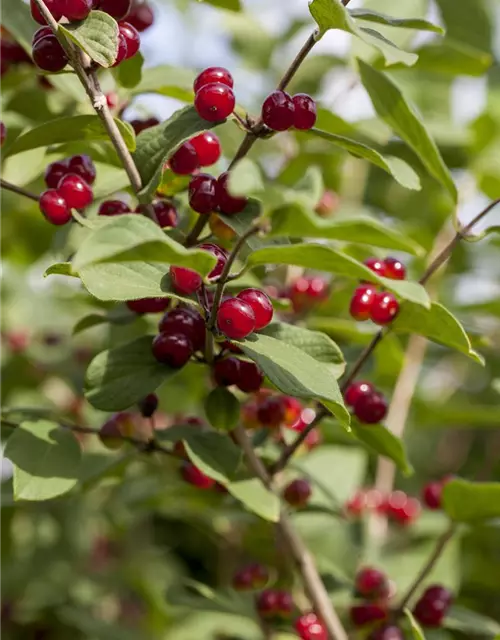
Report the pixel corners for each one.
[193,66,235,122]
[98,198,179,227]
[413,584,453,628]
[255,589,294,619]
[213,357,263,393]
[350,567,396,634]
[152,305,205,369]
[345,488,421,526]
[344,381,388,424]
[283,478,312,507]
[39,154,96,225]
[350,257,405,325]
[188,171,247,216]
[112,21,141,67]
[30,0,92,25]
[295,612,327,640]
[126,297,170,314]
[217,288,274,340]
[422,476,451,510]
[96,0,153,24]
[170,243,228,295]
[262,90,317,131]
[232,563,269,591]
[168,131,222,175]
[288,276,329,313]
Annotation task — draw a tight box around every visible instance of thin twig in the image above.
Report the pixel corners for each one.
[277,32,317,91]
[185,214,210,247]
[0,179,39,202]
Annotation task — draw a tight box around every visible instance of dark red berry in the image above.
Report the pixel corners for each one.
[257,396,285,428]
[118,21,140,58]
[57,173,93,209]
[112,32,128,66]
[344,381,374,407]
[262,90,295,131]
[39,189,71,225]
[232,563,269,591]
[256,590,278,618]
[32,26,53,46]
[236,360,263,393]
[350,284,376,321]
[413,595,448,628]
[355,567,390,600]
[295,613,327,640]
[1,39,31,64]
[216,171,247,215]
[153,200,178,227]
[158,307,205,351]
[138,393,158,417]
[170,266,202,295]
[44,159,69,188]
[364,257,388,279]
[181,461,215,489]
[190,131,221,166]
[368,625,404,640]
[152,332,193,368]
[99,0,131,20]
[68,154,96,185]
[130,117,159,134]
[236,288,273,330]
[354,391,388,424]
[61,0,92,21]
[98,199,131,216]
[370,292,399,325]
[0,122,5,147]
[213,356,241,387]
[126,0,153,30]
[195,83,235,122]
[292,93,317,130]
[284,478,311,507]
[32,35,68,72]
[198,242,227,279]
[383,257,406,280]
[193,66,233,93]
[31,0,63,24]
[350,603,387,627]
[217,298,255,340]
[189,173,218,214]
[126,297,169,314]
[169,142,199,175]
[422,481,444,510]
[275,590,294,618]
[420,585,453,607]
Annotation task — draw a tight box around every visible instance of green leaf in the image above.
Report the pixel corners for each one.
[85,336,178,410]
[351,423,412,475]
[357,59,457,201]
[73,314,109,335]
[350,9,444,34]
[131,65,195,102]
[114,51,144,88]
[59,11,119,68]
[404,609,426,640]
[4,420,81,501]
[184,432,242,484]
[226,478,280,522]
[204,388,240,432]
[442,479,500,522]
[235,333,350,428]
[247,244,430,307]
[78,262,170,301]
[0,0,36,52]
[413,40,493,77]
[133,105,219,198]
[434,0,492,53]
[228,158,264,197]
[270,203,423,254]
[203,0,241,10]
[308,129,420,190]
[44,262,77,278]
[5,115,136,157]
[445,605,500,637]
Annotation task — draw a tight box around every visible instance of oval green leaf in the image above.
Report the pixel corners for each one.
[59,10,119,68]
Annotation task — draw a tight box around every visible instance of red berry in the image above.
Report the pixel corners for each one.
[126,0,153,30]
[99,0,131,20]
[39,189,71,225]
[284,478,311,507]
[138,393,158,417]
[68,154,96,185]
[213,356,241,387]
[216,171,247,215]
[217,298,255,340]
[32,26,53,46]
[262,90,295,131]
[232,566,254,591]
[112,32,128,66]
[413,595,447,628]
[169,142,199,175]
[193,66,233,93]
[105,91,119,109]
[31,0,63,24]
[386,491,421,526]
[126,297,169,314]
[355,567,390,600]
[344,381,374,407]
[349,284,376,321]
[236,288,273,330]
[315,189,339,217]
[345,490,368,517]
[153,200,178,227]
[170,266,202,295]
[158,307,205,351]
[422,481,444,510]
[368,625,404,640]
[118,21,140,58]
[0,121,5,147]
[61,0,92,21]
[198,242,228,279]
[370,292,399,325]
[57,173,93,209]
[232,563,268,591]
[283,396,303,426]
[420,585,453,607]
[130,117,159,134]
[256,590,278,618]
[236,360,263,393]
[275,590,294,618]
[354,391,388,424]
[292,93,317,130]
[44,159,69,188]
[98,200,130,216]
[289,276,328,312]
[32,35,68,72]
[181,461,215,489]
[190,131,221,166]
[350,603,387,627]
[257,396,285,428]
[152,332,193,368]
[364,257,388,279]
[295,613,327,640]
[189,173,218,214]
[383,257,406,280]
[195,83,235,122]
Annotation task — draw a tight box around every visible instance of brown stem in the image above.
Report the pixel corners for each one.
[185,215,209,247]
[277,32,317,91]
[0,179,39,202]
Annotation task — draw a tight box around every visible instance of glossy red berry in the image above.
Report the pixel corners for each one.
[112,32,128,66]
[153,200,178,227]
[98,200,130,216]
[236,289,273,330]
[127,297,169,314]
[355,567,390,600]
[152,332,193,368]
[422,481,444,510]
[39,189,71,225]
[213,356,241,387]
[364,257,388,279]
[216,171,247,215]
[32,35,68,72]
[57,173,93,209]
[31,0,63,24]
[232,563,269,591]
[170,266,202,295]
[292,93,317,130]
[420,585,453,607]
[289,276,328,312]
[0,122,5,147]
[284,478,312,507]
[256,590,279,618]
[413,594,448,628]
[383,257,406,280]
[198,242,228,279]
[195,83,235,122]
[190,131,221,166]
[126,0,153,30]
[370,292,399,325]
[350,603,387,627]
[262,90,295,131]
[181,461,215,489]
[217,298,255,340]
[158,307,205,351]
[386,491,421,525]
[236,360,263,393]
[189,174,218,214]
[257,396,285,428]
[354,391,388,424]
[138,393,158,417]
[350,284,376,321]
[169,142,199,175]
[32,26,53,46]
[99,0,132,20]
[344,381,375,407]
[61,0,92,21]
[118,21,140,58]
[68,154,96,185]
[295,613,327,640]
[193,66,233,93]
[44,159,69,188]
[368,625,404,640]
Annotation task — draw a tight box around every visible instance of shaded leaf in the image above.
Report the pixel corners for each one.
[404,609,426,640]
[131,65,195,102]
[350,9,444,34]
[442,479,500,522]
[0,0,35,52]
[60,10,118,68]
[445,605,500,637]
[184,432,242,484]
[114,50,144,88]
[44,262,77,278]
[204,388,240,432]
[351,423,412,475]
[227,478,280,522]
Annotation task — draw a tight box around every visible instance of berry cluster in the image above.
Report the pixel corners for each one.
[39,154,96,225]
[288,276,329,313]
[262,90,317,132]
[350,566,393,634]
[169,131,222,176]
[98,198,179,227]
[345,488,421,526]
[295,612,327,640]
[350,257,406,325]
[193,66,235,122]
[232,563,269,591]
[217,288,273,340]
[213,356,263,393]
[169,242,228,294]
[152,305,205,369]
[344,380,388,424]
[1,32,32,76]
[421,476,451,510]
[189,171,247,216]
[125,0,154,31]
[256,588,294,620]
